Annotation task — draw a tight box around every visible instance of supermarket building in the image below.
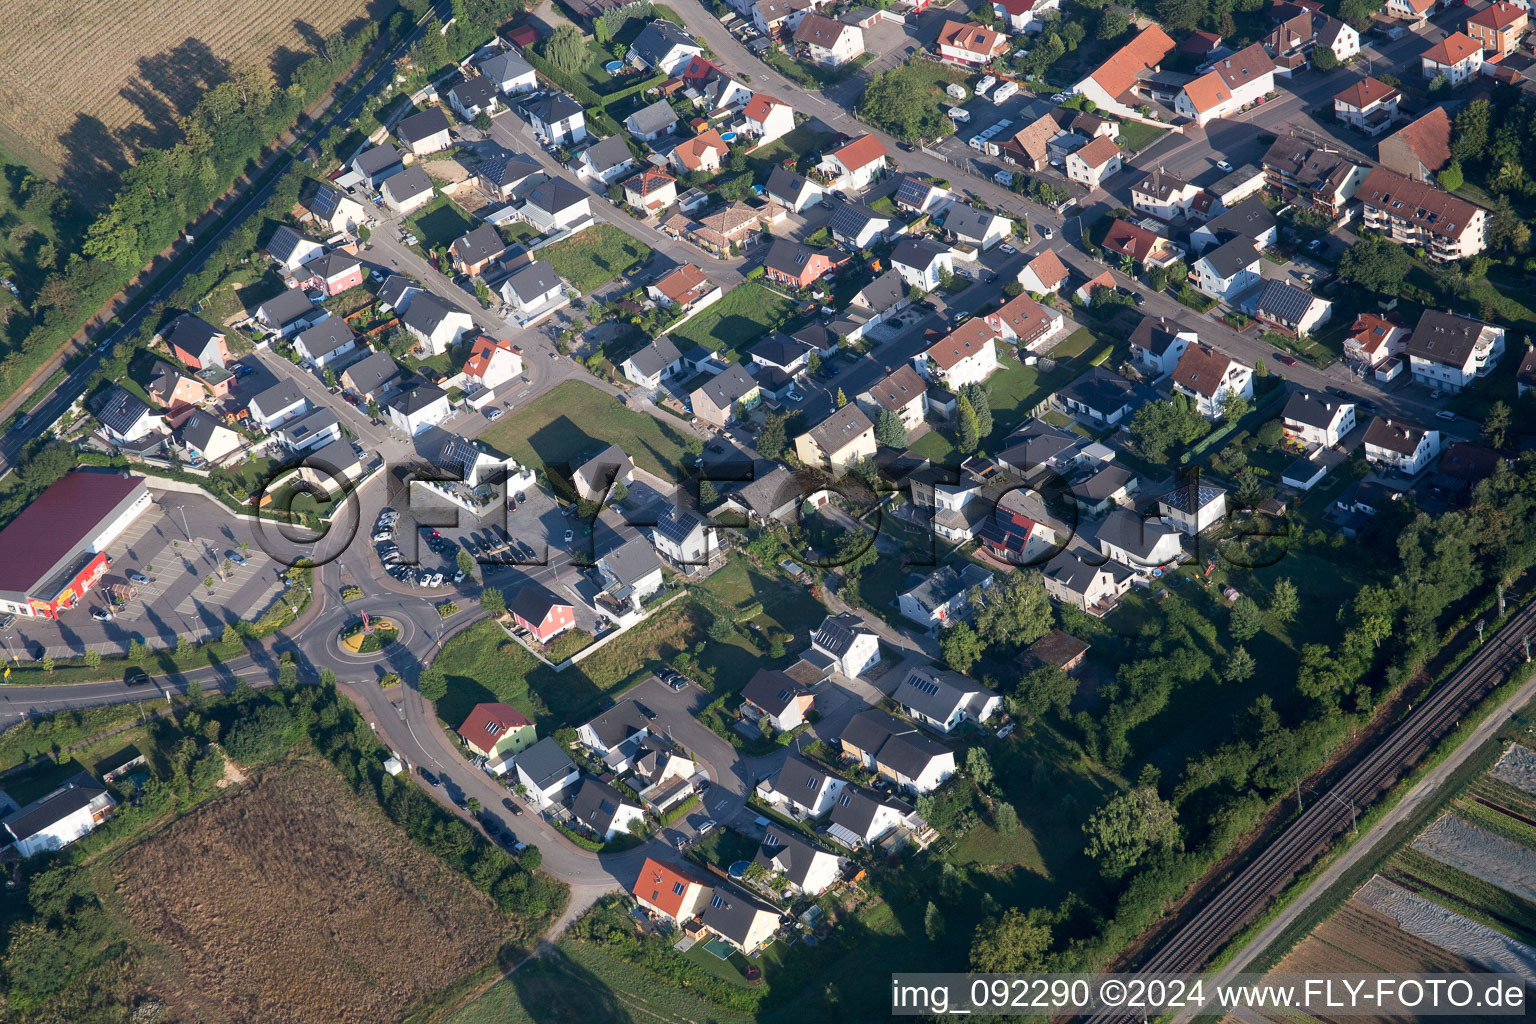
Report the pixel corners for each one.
[0,472,152,620]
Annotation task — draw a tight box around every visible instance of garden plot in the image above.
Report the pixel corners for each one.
[1355,876,1536,980]
[1412,813,1536,905]
[1491,742,1536,796]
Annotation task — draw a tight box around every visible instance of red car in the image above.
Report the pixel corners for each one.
[1273,353,1298,366]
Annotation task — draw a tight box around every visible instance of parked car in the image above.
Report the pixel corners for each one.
[698,819,717,835]
[1000,244,1017,255]
[1216,159,1233,172]
[1273,353,1298,367]
[124,667,150,687]
[564,528,574,543]
[1039,225,1054,239]
[1437,410,1456,421]
[486,407,505,421]
[227,550,248,566]
[91,608,113,622]
[129,572,150,585]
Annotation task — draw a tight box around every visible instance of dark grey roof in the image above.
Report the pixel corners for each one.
[401,291,465,336]
[353,143,404,176]
[304,251,360,281]
[450,75,498,110]
[1255,279,1318,325]
[654,503,707,546]
[754,828,833,889]
[1096,508,1179,559]
[257,288,315,327]
[582,702,651,749]
[377,275,421,311]
[571,777,635,835]
[749,335,806,369]
[1076,463,1134,502]
[381,165,434,203]
[630,20,699,65]
[891,236,951,270]
[576,443,633,490]
[829,203,886,240]
[526,177,589,215]
[305,183,348,219]
[997,419,1079,470]
[840,708,951,779]
[294,321,357,361]
[516,737,576,789]
[98,387,151,436]
[812,611,871,657]
[742,668,804,715]
[624,336,682,377]
[828,785,908,839]
[1128,315,1189,356]
[893,173,941,207]
[478,152,544,188]
[396,107,452,146]
[307,437,360,476]
[1199,236,1261,279]
[1363,415,1430,455]
[851,269,906,314]
[163,313,223,356]
[1408,309,1490,365]
[598,535,662,588]
[900,563,991,612]
[481,50,535,84]
[250,380,305,418]
[1283,389,1350,430]
[699,884,778,944]
[1158,480,1226,513]
[505,259,562,304]
[893,666,993,726]
[522,92,584,126]
[178,413,225,453]
[391,382,447,416]
[584,134,635,173]
[2,773,108,843]
[1202,194,1276,241]
[1056,366,1154,417]
[266,225,315,264]
[766,165,819,204]
[344,351,401,393]
[510,582,572,625]
[439,435,481,479]
[1043,550,1120,595]
[695,362,757,409]
[724,461,799,517]
[277,407,339,443]
[625,98,680,135]
[774,755,839,802]
[804,404,872,454]
[763,238,822,278]
[453,224,507,265]
[944,204,1005,241]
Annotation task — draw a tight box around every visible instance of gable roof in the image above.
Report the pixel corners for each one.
[572,777,637,835]
[795,12,851,46]
[812,611,874,657]
[654,503,709,546]
[899,562,992,613]
[631,19,699,63]
[265,225,317,264]
[1183,43,1275,115]
[695,362,758,408]
[509,582,571,626]
[945,203,1007,242]
[1057,365,1153,416]
[867,364,927,412]
[1422,31,1481,65]
[803,403,873,454]
[1172,342,1244,397]
[354,143,403,175]
[774,754,841,804]
[2,773,109,843]
[250,380,305,417]
[463,335,519,378]
[625,335,683,377]
[926,319,996,369]
[1197,236,1261,279]
[1202,194,1276,241]
[344,350,401,392]
[830,203,888,240]
[522,92,584,125]
[516,737,576,789]
[632,857,711,918]
[450,75,498,110]
[766,165,820,204]
[526,177,589,216]
[1468,1,1525,29]
[452,224,507,266]
[1357,166,1480,240]
[626,98,679,135]
[828,784,909,839]
[1103,219,1161,263]
[481,50,535,83]
[743,93,789,123]
[294,321,357,361]
[505,259,563,304]
[1075,134,1121,168]
[1363,415,1430,455]
[1382,106,1452,173]
[1158,479,1226,513]
[851,268,907,313]
[1097,507,1179,559]
[1083,25,1176,101]
[98,387,152,436]
[583,134,635,173]
[457,702,532,748]
[937,19,1006,55]
[673,129,728,170]
[742,668,807,716]
[699,884,778,944]
[1254,279,1320,324]
[381,165,434,203]
[894,665,996,725]
[989,292,1056,342]
[1129,315,1191,356]
[1408,308,1492,366]
[391,382,448,416]
[891,236,951,271]
[396,107,452,145]
[755,829,835,889]
[1021,248,1070,289]
[1283,389,1350,429]
[828,134,887,173]
[582,701,651,749]
[1335,76,1399,108]
[256,289,314,327]
[401,291,468,336]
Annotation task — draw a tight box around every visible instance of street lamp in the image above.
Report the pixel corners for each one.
[173,504,191,541]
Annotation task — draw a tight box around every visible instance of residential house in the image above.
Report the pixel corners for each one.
[944,204,1013,251]
[890,236,954,291]
[177,413,241,465]
[749,335,811,377]
[264,225,325,272]
[571,778,645,842]
[508,583,576,643]
[621,167,677,215]
[697,886,781,954]
[817,134,889,192]
[754,830,841,896]
[795,13,864,64]
[1467,2,1526,58]
[898,563,993,628]
[521,178,592,232]
[754,0,810,37]
[936,20,1009,66]
[1191,236,1262,301]
[351,143,404,187]
[1406,309,1505,392]
[795,404,875,474]
[1334,76,1402,136]
[1076,270,1117,305]
[996,418,1088,478]
[478,152,546,199]
[1190,194,1278,254]
[1066,135,1122,188]
[829,203,892,249]
[1097,508,1184,573]
[863,364,928,433]
[274,408,341,453]
[1075,463,1138,516]
[387,382,451,435]
[462,335,524,390]
[766,166,827,213]
[1378,106,1453,182]
[1128,315,1196,378]
[522,92,588,145]
[1171,342,1254,418]
[573,444,634,503]
[255,289,318,339]
[380,165,435,214]
[621,336,684,388]
[669,129,729,174]
[715,461,802,523]
[810,611,881,677]
[291,252,364,296]
[981,486,1058,564]
[837,268,910,341]
[300,182,367,234]
[1260,136,1366,219]
[646,264,718,314]
[1363,416,1440,475]
[741,668,815,731]
[893,175,953,218]
[1021,629,1092,673]
[578,134,638,184]
[1131,168,1202,221]
[628,20,702,74]
[764,238,847,290]
[248,381,307,430]
[146,361,205,424]
[1386,0,1434,22]
[342,351,402,399]
[762,755,848,817]
[457,702,537,764]
[500,259,565,313]
[451,224,508,275]
[2,774,116,858]
[985,291,1063,351]
[917,320,999,389]
[396,107,453,155]
[1053,366,1155,427]
[690,362,760,426]
[840,709,956,795]
[577,702,651,764]
[827,786,914,846]
[742,93,795,145]
[631,857,712,924]
[480,50,538,95]
[993,0,1061,32]
[1283,390,1356,448]
[652,503,721,569]
[593,535,664,617]
[401,292,474,355]
[1254,279,1332,336]
[1016,248,1070,294]
[1069,25,1177,119]
[514,737,579,807]
[1043,551,1134,615]
[1519,347,1536,396]
[449,75,501,121]
[1157,480,1229,534]
[161,314,229,371]
[1361,173,1483,261]
[1175,43,1277,125]
[97,388,157,444]
[893,665,1001,732]
[1263,7,1359,73]
[1345,311,1409,367]
[1102,219,1184,269]
[292,322,359,370]
[623,98,679,141]
[680,201,781,256]
[1421,31,1483,84]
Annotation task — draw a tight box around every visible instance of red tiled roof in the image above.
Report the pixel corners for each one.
[1348,312,1406,355]
[1102,219,1159,263]
[988,292,1054,342]
[1182,42,1275,115]
[653,263,711,303]
[1085,25,1176,101]
[926,319,997,369]
[743,93,788,122]
[1075,134,1121,169]
[457,702,532,748]
[829,133,888,172]
[1468,1,1525,30]
[623,166,675,197]
[1022,248,1069,289]
[1078,270,1116,299]
[1422,31,1481,65]
[632,857,710,920]
[1384,106,1452,172]
[1335,76,1399,108]
[1172,342,1242,398]
[937,20,1007,56]
[1357,165,1481,239]
[462,335,517,377]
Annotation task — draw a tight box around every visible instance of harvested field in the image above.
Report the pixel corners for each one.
[109,757,515,1024]
[1355,876,1536,980]
[1274,899,1488,977]
[1412,813,1536,905]
[0,0,373,182]
[1492,741,1536,796]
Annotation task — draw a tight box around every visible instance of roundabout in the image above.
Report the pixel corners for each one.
[340,617,400,654]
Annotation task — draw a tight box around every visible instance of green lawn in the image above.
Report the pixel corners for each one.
[479,379,695,482]
[539,224,652,293]
[403,195,475,253]
[670,283,795,359]
[745,124,841,178]
[1,757,89,805]
[911,342,1084,464]
[1115,119,1169,153]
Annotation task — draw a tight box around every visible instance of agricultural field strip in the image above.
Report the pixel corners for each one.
[1491,741,1536,796]
[1355,876,1536,979]
[1409,813,1536,906]
[1279,901,1490,976]
[1386,847,1536,944]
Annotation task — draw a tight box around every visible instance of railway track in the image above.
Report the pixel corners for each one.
[1090,598,1536,1020]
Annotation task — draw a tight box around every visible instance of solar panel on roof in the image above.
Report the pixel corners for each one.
[911,678,940,697]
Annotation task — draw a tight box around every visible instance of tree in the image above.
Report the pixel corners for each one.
[176,634,194,658]
[970,909,1052,972]
[418,666,448,701]
[1148,264,1167,292]
[1234,466,1264,505]
[718,172,756,202]
[186,678,205,712]
[699,478,719,506]
[1229,596,1263,641]
[874,408,908,447]
[1219,390,1251,422]
[481,586,505,614]
[1225,645,1256,683]
[473,111,493,131]
[806,351,823,375]
[1484,400,1512,449]
[1437,161,1464,192]
[1339,235,1411,294]
[221,623,241,650]
[972,571,1052,649]
[1312,46,1338,71]
[835,387,848,408]
[757,412,787,460]
[1269,578,1298,624]
[457,549,476,577]
[1011,664,1078,719]
[474,277,492,308]
[962,383,993,438]
[1156,0,1203,31]
[84,648,101,669]
[708,614,735,641]
[1254,357,1268,378]
[467,796,481,815]
[995,801,1020,833]
[966,747,994,789]
[1082,785,1180,877]
[1097,8,1130,38]
[367,397,381,420]
[610,479,628,504]
[541,25,588,75]
[41,655,54,675]
[941,622,985,673]
[1129,395,1206,463]
[925,901,945,943]
[956,394,980,453]
[1451,98,1490,164]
